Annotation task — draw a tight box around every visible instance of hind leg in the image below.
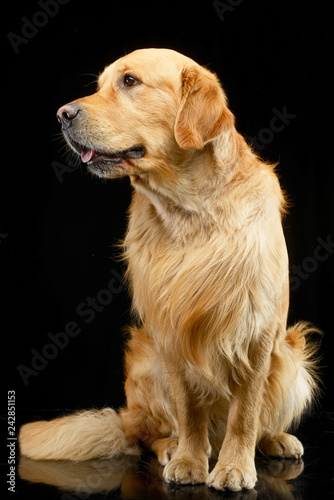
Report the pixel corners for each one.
[256,323,319,462]
[122,327,179,462]
[258,432,303,459]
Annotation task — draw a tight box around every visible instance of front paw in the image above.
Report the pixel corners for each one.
[207,462,257,491]
[163,456,208,485]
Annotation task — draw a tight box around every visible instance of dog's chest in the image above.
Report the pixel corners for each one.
[124,189,287,364]
[125,205,192,321]
[126,192,246,330]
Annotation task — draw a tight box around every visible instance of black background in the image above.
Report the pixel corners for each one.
[2,0,333,418]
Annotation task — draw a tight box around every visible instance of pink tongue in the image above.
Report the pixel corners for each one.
[81,147,95,163]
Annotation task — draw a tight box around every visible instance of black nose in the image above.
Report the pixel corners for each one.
[57,103,80,127]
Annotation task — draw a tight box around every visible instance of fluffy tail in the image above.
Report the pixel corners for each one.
[287,321,322,401]
[19,408,140,461]
[260,321,322,435]
[283,321,322,427]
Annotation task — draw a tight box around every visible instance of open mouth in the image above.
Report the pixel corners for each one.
[80,145,146,165]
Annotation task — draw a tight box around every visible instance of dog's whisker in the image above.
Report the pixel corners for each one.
[78,73,99,88]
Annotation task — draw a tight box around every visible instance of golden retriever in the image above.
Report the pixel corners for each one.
[19,48,320,492]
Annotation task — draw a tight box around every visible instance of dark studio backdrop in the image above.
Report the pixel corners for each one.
[2,0,333,420]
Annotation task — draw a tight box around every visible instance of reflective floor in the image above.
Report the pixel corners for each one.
[7,412,334,499]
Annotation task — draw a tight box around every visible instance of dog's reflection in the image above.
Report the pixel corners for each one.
[19,454,304,499]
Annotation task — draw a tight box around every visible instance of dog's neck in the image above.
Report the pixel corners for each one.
[130,128,246,211]
[129,128,251,242]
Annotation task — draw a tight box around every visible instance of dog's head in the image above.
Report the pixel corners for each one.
[57,48,234,180]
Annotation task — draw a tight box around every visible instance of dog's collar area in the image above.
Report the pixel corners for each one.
[80,145,146,165]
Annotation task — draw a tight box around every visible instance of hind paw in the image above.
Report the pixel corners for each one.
[151,437,179,466]
[258,433,304,460]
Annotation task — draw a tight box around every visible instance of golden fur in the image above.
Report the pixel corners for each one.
[19,49,320,492]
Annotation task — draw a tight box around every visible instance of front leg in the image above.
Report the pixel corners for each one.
[163,364,211,485]
[207,336,273,492]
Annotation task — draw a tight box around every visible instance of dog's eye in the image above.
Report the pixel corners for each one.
[123,75,140,87]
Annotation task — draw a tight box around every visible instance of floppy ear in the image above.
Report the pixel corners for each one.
[174,65,234,150]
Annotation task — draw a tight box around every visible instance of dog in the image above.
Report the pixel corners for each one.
[19,48,320,492]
